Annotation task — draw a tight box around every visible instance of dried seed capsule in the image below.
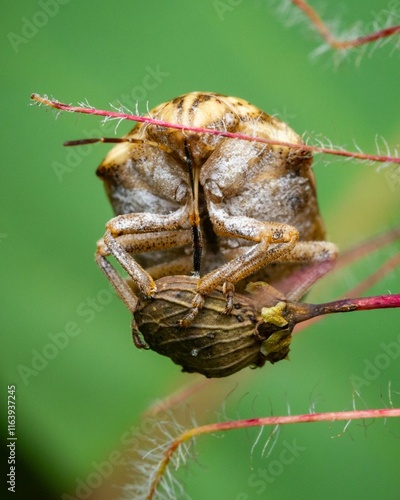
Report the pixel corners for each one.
[134,276,294,378]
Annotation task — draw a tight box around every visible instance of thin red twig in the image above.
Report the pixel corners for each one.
[291,0,400,49]
[147,407,400,498]
[295,279,400,334]
[31,94,400,165]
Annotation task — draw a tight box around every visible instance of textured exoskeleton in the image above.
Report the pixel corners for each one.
[95,92,337,327]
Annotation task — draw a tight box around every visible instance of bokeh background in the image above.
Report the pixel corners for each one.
[2,1,400,499]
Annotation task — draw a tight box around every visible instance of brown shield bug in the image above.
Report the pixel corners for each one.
[85,92,337,330]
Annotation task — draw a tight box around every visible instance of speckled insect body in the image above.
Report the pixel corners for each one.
[95,92,336,331]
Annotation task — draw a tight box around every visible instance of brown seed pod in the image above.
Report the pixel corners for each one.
[134,276,295,378]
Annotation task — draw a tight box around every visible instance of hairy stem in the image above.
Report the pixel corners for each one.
[291,0,400,49]
[148,407,400,498]
[30,94,400,164]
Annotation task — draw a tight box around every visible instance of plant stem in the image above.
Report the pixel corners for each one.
[291,0,400,49]
[147,407,400,498]
[30,94,400,165]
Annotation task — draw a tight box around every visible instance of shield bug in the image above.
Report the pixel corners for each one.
[31,91,400,378]
[88,92,337,327]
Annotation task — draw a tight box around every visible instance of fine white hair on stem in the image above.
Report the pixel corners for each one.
[113,118,125,134]
[350,383,369,413]
[77,98,94,110]
[274,1,400,65]
[286,396,292,417]
[145,101,150,114]
[121,410,196,500]
[111,101,134,116]
[261,424,281,459]
[250,425,265,466]
[388,380,394,408]
[337,418,353,438]
[100,102,131,134]
[374,136,399,172]
[271,0,306,29]
[303,131,346,166]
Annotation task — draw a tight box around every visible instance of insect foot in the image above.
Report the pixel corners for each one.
[178,292,205,328]
[222,281,235,315]
[179,280,236,328]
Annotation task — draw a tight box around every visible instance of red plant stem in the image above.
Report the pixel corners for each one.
[291,0,400,49]
[291,293,400,334]
[148,407,400,498]
[308,293,400,318]
[30,94,400,164]
[188,408,400,434]
[295,293,400,333]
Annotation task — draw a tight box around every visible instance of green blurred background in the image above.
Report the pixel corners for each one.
[2,1,400,499]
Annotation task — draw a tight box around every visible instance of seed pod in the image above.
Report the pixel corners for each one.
[134,276,295,378]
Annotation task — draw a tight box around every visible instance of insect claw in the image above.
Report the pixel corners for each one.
[179,293,205,327]
[143,289,156,300]
[222,282,235,316]
[132,319,149,349]
[96,238,109,256]
[222,304,233,315]
[148,283,157,297]
[140,279,157,299]
[178,308,199,328]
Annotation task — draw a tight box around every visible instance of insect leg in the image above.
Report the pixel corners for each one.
[99,205,191,297]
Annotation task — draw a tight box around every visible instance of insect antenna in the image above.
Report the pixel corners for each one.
[63,136,174,154]
[184,139,203,277]
[64,137,135,146]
